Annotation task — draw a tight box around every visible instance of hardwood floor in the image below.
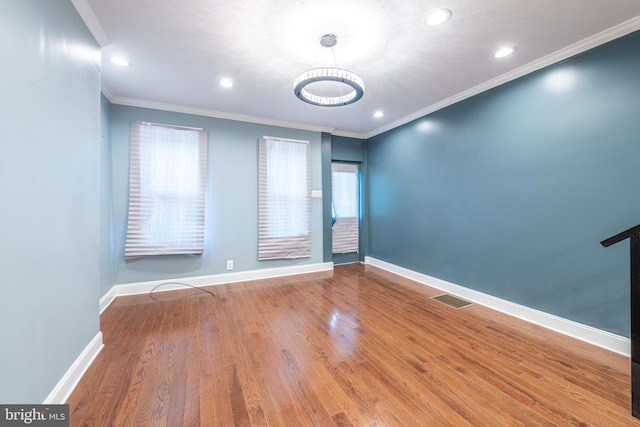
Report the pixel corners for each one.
[68,263,640,426]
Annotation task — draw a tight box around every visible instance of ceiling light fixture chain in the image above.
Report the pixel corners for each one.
[327,38,344,98]
[293,33,364,107]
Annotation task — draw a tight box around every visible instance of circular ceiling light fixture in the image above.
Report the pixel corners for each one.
[425,9,452,27]
[293,34,365,107]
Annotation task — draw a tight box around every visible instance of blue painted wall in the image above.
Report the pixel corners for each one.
[0,0,101,402]
[332,136,365,162]
[367,31,640,337]
[109,105,324,284]
[100,95,115,297]
[322,132,333,262]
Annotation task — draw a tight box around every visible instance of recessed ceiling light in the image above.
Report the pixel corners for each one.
[494,47,515,58]
[109,56,130,67]
[425,9,452,27]
[374,111,384,118]
[219,78,233,88]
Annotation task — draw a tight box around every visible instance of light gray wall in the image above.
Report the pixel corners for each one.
[100,95,114,297]
[367,31,640,337]
[110,105,325,284]
[0,0,101,402]
[321,132,332,262]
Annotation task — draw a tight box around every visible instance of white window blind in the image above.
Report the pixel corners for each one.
[125,121,208,262]
[258,136,311,260]
[332,162,359,254]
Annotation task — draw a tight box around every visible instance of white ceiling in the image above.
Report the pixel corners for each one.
[76,0,640,138]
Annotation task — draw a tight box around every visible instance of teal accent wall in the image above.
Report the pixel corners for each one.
[332,136,365,162]
[110,105,324,284]
[0,0,101,402]
[367,31,640,337]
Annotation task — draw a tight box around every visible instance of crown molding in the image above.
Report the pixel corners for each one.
[71,0,110,48]
[366,15,640,139]
[110,93,366,138]
[331,129,367,139]
[100,82,114,102]
[110,96,339,134]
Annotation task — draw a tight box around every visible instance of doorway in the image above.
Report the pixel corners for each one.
[332,162,361,264]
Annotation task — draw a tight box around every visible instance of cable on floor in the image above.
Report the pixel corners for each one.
[149,281,216,302]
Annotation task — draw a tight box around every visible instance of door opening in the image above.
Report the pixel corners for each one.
[331,162,361,264]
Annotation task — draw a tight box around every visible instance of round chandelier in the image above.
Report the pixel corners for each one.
[293,34,365,107]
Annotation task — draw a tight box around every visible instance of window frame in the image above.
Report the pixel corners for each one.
[124,121,208,262]
[258,136,311,260]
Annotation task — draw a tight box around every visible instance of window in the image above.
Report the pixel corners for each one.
[332,162,359,254]
[258,136,311,260]
[124,121,208,262]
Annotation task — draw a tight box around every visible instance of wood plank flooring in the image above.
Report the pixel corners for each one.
[68,263,640,426]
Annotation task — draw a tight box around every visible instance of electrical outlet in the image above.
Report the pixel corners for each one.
[226,260,234,270]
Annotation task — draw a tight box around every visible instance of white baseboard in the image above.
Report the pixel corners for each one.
[365,256,630,357]
[101,262,334,310]
[43,332,103,404]
[99,287,116,314]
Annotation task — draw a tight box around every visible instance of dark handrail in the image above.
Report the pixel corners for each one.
[601,224,640,419]
[601,224,640,247]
